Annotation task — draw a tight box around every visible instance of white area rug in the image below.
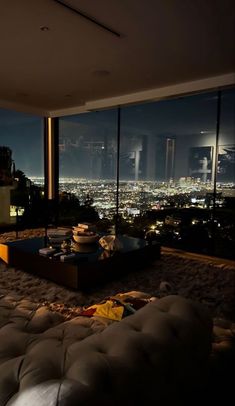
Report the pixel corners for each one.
[1,247,235,321]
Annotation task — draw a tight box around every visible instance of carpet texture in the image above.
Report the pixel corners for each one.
[1,229,235,405]
[1,246,235,321]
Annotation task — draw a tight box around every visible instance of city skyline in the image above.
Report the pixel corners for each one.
[28,176,234,221]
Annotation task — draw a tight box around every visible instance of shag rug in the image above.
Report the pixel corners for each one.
[1,230,235,405]
[0,241,235,321]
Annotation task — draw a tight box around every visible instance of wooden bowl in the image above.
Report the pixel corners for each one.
[73,233,99,244]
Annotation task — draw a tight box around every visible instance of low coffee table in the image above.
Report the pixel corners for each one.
[0,236,160,290]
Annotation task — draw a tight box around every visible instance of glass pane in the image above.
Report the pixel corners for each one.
[214,87,235,258]
[59,109,117,230]
[0,108,44,230]
[119,92,221,255]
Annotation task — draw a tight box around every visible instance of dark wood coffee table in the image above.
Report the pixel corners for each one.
[0,236,160,290]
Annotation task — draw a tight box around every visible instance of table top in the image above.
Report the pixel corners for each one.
[3,235,157,265]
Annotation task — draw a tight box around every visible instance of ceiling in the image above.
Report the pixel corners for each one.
[0,0,234,117]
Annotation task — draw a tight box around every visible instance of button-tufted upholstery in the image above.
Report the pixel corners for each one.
[0,294,212,406]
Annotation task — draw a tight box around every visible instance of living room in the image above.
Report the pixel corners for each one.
[0,0,235,404]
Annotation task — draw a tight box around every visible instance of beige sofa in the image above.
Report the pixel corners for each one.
[0,294,212,406]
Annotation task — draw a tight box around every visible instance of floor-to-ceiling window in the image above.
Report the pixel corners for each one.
[119,89,235,258]
[58,109,117,229]
[213,88,235,258]
[1,89,233,257]
[57,87,234,259]
[0,108,44,228]
[119,92,218,247]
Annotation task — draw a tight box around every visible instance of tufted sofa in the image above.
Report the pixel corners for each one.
[0,294,212,406]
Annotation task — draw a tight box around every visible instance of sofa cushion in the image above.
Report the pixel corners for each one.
[0,294,212,406]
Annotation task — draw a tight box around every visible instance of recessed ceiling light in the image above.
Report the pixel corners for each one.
[93,70,110,77]
[40,26,50,31]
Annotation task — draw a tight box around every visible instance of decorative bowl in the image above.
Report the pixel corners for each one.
[71,242,97,253]
[73,233,99,244]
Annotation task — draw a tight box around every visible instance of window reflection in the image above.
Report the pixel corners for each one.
[58,109,117,226]
[119,90,235,258]
[1,88,234,259]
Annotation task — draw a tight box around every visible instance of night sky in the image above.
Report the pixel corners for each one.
[0,88,234,178]
[0,109,43,176]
